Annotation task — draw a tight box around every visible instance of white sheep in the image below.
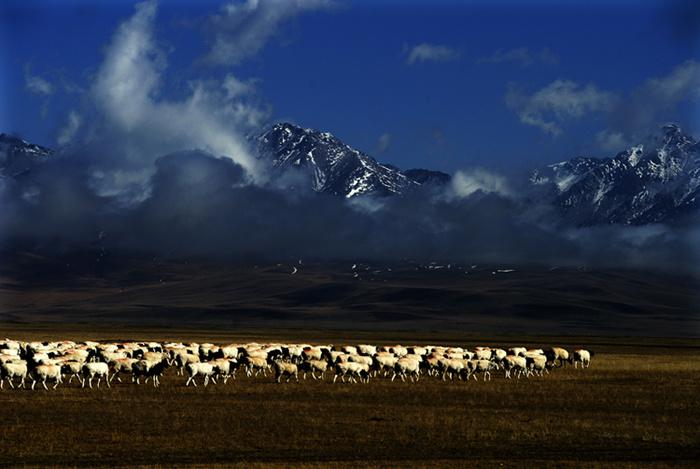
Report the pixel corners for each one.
[573,349,592,368]
[185,362,215,387]
[274,361,299,383]
[1,361,28,389]
[82,362,110,389]
[391,357,420,382]
[31,364,63,390]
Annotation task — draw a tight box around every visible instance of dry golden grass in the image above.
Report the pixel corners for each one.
[0,327,698,467]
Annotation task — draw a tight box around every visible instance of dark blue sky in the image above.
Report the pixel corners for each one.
[2,0,698,174]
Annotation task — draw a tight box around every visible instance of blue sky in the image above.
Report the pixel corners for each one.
[2,0,698,175]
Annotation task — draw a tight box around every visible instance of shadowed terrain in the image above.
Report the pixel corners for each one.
[1,252,698,336]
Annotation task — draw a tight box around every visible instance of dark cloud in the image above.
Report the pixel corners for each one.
[1,146,698,273]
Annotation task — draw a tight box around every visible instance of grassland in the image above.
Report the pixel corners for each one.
[0,327,698,467]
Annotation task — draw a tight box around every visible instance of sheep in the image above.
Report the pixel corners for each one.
[439,358,466,381]
[242,356,269,377]
[132,359,169,387]
[474,348,492,361]
[545,347,570,367]
[185,362,215,387]
[1,361,28,389]
[503,355,527,379]
[299,360,328,380]
[347,355,373,367]
[333,361,369,383]
[82,362,110,389]
[491,348,507,368]
[210,358,238,384]
[391,357,420,382]
[508,347,527,357]
[390,345,409,357]
[301,347,323,362]
[274,361,299,383]
[573,349,593,368]
[526,354,549,377]
[30,364,62,390]
[357,344,377,356]
[108,358,137,383]
[173,351,200,376]
[60,360,84,384]
[470,359,494,381]
[372,354,398,377]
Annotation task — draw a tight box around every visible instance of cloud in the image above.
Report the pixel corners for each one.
[406,43,460,65]
[57,111,82,146]
[505,80,617,136]
[203,0,332,66]
[478,47,558,67]
[595,129,629,152]
[25,73,54,96]
[375,133,391,154]
[607,59,700,138]
[222,74,256,99]
[86,0,265,201]
[448,169,512,199]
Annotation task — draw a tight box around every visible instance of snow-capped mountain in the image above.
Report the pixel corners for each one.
[531,124,700,225]
[0,133,53,178]
[256,123,449,197]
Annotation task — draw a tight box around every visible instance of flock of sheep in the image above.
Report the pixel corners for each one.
[0,338,594,390]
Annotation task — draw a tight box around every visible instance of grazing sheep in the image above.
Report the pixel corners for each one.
[31,364,62,390]
[347,355,373,367]
[185,362,215,387]
[573,349,593,368]
[242,356,269,377]
[274,361,299,383]
[470,359,494,381]
[391,357,420,382]
[173,351,200,376]
[299,360,328,380]
[109,358,137,383]
[357,344,377,356]
[210,358,238,384]
[474,348,492,361]
[503,355,527,379]
[301,347,323,362]
[545,347,570,367]
[61,360,84,384]
[333,361,369,383]
[1,361,28,389]
[372,354,398,377]
[526,355,549,377]
[82,362,110,389]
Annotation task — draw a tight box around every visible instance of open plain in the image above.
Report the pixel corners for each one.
[0,326,698,467]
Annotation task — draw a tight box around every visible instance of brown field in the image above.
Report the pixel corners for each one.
[0,326,698,467]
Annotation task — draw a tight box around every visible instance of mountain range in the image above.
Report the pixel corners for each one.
[2,123,698,226]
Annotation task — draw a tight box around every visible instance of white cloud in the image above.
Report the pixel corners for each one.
[448,169,511,199]
[596,129,629,152]
[89,0,265,199]
[57,111,82,146]
[203,0,331,66]
[406,43,460,65]
[25,74,54,96]
[505,80,617,136]
[222,74,256,98]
